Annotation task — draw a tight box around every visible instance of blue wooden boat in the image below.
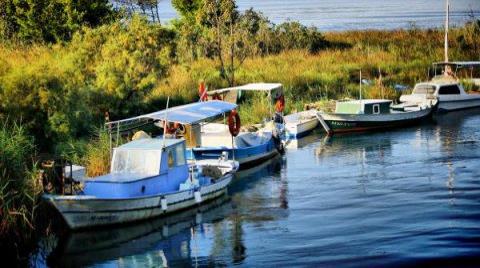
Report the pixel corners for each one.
[186,123,280,168]
[105,100,282,168]
[43,138,238,229]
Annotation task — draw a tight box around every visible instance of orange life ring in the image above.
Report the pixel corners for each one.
[212,93,222,100]
[275,95,285,113]
[228,110,241,137]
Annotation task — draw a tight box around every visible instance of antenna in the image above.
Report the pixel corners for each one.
[444,0,450,63]
[359,69,362,100]
[162,96,170,150]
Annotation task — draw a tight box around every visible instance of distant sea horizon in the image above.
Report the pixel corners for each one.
[156,0,480,31]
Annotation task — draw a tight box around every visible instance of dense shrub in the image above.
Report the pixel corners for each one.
[0,16,176,150]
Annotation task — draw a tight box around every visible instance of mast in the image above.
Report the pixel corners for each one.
[444,0,450,64]
[162,97,170,150]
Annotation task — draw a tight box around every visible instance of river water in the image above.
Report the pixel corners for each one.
[31,108,480,267]
[156,0,480,31]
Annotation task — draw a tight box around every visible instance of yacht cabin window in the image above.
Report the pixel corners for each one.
[412,84,436,95]
[438,85,460,95]
[373,104,380,114]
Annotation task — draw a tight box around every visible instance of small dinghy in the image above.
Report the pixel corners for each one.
[317,99,437,134]
[284,109,319,139]
[43,138,238,229]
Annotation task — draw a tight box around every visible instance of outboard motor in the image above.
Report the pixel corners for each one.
[41,159,79,195]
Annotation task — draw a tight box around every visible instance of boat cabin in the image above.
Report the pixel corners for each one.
[411,81,465,97]
[83,138,189,199]
[105,100,238,149]
[335,100,392,115]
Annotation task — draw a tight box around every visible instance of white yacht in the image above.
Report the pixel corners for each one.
[400,0,480,113]
[400,64,480,113]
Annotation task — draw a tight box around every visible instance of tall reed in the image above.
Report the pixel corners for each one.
[83,129,112,177]
[0,121,40,236]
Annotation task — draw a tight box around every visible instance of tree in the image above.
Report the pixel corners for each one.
[0,0,114,43]
[171,0,203,61]
[0,0,17,40]
[111,0,161,23]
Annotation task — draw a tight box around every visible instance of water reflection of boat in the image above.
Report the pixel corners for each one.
[434,107,480,127]
[433,107,480,155]
[314,134,392,159]
[231,154,283,186]
[47,196,233,267]
[285,131,322,150]
[230,154,289,219]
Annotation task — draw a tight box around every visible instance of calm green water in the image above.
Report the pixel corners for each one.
[31,108,480,267]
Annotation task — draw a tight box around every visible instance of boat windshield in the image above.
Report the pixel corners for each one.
[413,84,436,95]
[111,149,161,176]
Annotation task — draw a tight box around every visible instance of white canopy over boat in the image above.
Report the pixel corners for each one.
[433,61,480,68]
[207,83,284,104]
[207,83,283,95]
[106,100,237,130]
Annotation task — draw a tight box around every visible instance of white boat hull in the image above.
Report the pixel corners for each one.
[44,175,232,229]
[284,110,319,139]
[437,98,480,112]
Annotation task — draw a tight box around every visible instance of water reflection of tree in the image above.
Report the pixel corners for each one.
[315,134,392,191]
[434,108,480,197]
[210,155,286,265]
[231,212,246,264]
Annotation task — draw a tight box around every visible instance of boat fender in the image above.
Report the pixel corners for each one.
[275,95,285,113]
[228,109,241,137]
[194,191,202,203]
[199,82,208,101]
[161,198,168,210]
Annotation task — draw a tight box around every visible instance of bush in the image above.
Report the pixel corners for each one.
[0,15,177,151]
